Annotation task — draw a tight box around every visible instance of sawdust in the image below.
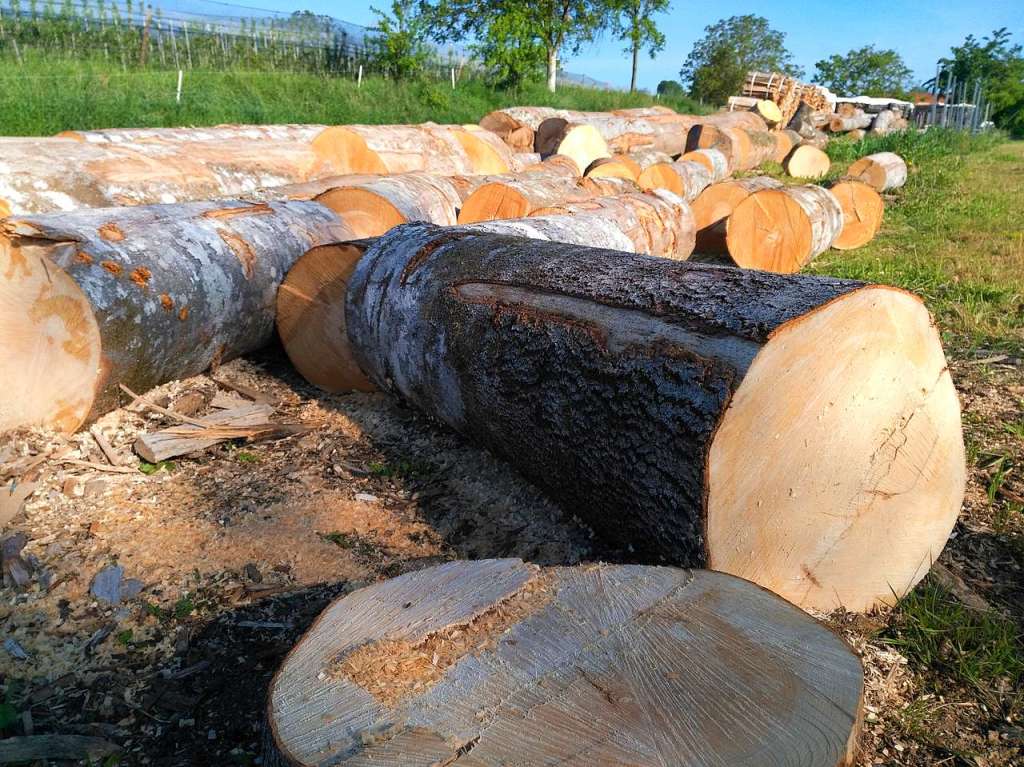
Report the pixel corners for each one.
[333,572,554,706]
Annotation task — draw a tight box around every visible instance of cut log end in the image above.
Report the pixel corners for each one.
[535,120,609,179]
[708,287,965,611]
[637,162,684,196]
[784,145,831,179]
[266,559,864,766]
[276,243,375,394]
[328,127,389,174]
[584,156,638,181]
[725,189,811,272]
[314,188,410,238]
[453,129,511,175]
[456,182,531,223]
[0,238,101,434]
[831,180,884,250]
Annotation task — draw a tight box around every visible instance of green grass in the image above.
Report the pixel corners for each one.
[0,56,704,136]
[806,132,1024,354]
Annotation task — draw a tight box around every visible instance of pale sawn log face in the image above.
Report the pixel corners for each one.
[267,559,864,767]
[2,200,352,431]
[345,224,866,569]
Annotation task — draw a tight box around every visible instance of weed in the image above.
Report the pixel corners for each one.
[139,460,175,475]
[235,451,260,464]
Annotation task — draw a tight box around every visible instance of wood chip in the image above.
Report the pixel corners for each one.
[0,735,121,762]
[0,480,36,530]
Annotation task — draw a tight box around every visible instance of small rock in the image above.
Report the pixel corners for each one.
[243,563,262,583]
[355,492,379,503]
[62,477,85,497]
[4,638,29,660]
[84,479,108,497]
[90,565,143,605]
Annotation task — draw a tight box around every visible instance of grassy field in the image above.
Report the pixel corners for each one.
[0,60,705,135]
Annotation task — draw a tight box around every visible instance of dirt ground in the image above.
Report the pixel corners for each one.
[1,341,1022,766]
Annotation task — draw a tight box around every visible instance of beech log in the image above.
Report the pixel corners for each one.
[771,130,795,163]
[783,144,831,179]
[686,125,776,171]
[726,185,844,271]
[264,559,865,767]
[636,160,712,201]
[626,147,674,170]
[457,175,635,223]
[830,179,884,250]
[57,123,336,145]
[584,156,639,181]
[478,110,536,151]
[676,149,730,182]
[534,119,611,176]
[0,200,351,433]
[342,223,966,611]
[848,152,908,191]
[691,176,783,254]
[312,175,461,236]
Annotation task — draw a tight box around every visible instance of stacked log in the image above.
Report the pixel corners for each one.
[636,160,713,201]
[626,147,675,170]
[457,175,635,223]
[783,145,832,178]
[478,110,536,151]
[829,110,872,133]
[848,152,908,191]
[264,559,865,767]
[584,156,639,180]
[830,179,885,250]
[342,222,965,611]
[726,185,844,272]
[686,125,777,172]
[0,200,351,433]
[534,120,610,176]
[311,175,462,236]
[676,148,730,182]
[57,123,336,145]
[691,176,783,253]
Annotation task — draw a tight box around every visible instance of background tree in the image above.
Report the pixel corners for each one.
[610,0,670,93]
[679,15,802,105]
[813,46,912,97]
[656,79,685,99]
[937,28,1024,137]
[472,7,547,89]
[426,0,609,92]
[371,0,430,79]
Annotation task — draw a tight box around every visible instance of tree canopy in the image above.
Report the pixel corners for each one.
[939,28,1024,136]
[610,0,670,92]
[679,15,802,105]
[813,46,912,97]
[371,0,431,79]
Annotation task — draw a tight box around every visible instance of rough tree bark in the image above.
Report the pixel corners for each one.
[677,149,730,182]
[686,125,777,172]
[0,200,351,433]
[344,223,966,611]
[263,559,865,767]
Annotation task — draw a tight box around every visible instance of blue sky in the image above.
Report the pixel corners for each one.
[180,0,1024,92]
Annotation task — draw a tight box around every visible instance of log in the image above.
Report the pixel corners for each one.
[0,200,351,433]
[479,110,535,151]
[264,559,865,767]
[754,99,784,126]
[676,148,730,182]
[685,125,776,172]
[534,119,611,177]
[783,144,831,179]
[584,156,639,181]
[344,223,966,611]
[771,130,795,163]
[848,152,908,191]
[524,153,583,176]
[510,151,542,170]
[530,190,696,260]
[691,176,783,254]
[57,123,337,145]
[311,175,461,236]
[830,179,884,250]
[277,213,645,393]
[329,123,514,175]
[726,185,844,272]
[636,160,713,201]
[829,110,872,132]
[625,147,675,170]
[457,175,635,223]
[847,129,867,141]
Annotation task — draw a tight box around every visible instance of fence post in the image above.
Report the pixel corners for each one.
[176,68,183,104]
[357,63,362,88]
[450,67,455,90]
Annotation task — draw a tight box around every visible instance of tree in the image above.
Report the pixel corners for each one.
[371,0,430,79]
[937,28,1024,136]
[813,46,912,97]
[657,79,685,98]
[679,15,802,105]
[426,0,609,92]
[610,0,670,92]
[471,6,547,89]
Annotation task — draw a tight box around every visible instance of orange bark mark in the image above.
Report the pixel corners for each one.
[101,261,123,276]
[29,293,94,363]
[178,306,189,321]
[3,245,31,280]
[202,203,272,220]
[98,223,126,241]
[160,294,174,311]
[51,396,90,434]
[76,251,94,265]
[217,230,256,279]
[130,267,152,289]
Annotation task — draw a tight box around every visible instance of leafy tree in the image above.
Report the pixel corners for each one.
[610,0,670,92]
[679,15,802,105]
[471,6,547,89]
[813,46,912,97]
[426,0,609,92]
[937,28,1024,136]
[656,79,685,98]
[371,0,431,79]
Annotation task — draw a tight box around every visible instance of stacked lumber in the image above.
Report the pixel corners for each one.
[264,559,865,767]
[340,222,965,611]
[742,71,835,130]
[0,200,351,433]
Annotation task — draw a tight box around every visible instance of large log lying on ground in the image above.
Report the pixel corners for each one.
[343,223,966,611]
[829,110,872,133]
[636,160,713,201]
[311,175,461,236]
[830,179,884,250]
[848,152,908,191]
[783,144,831,178]
[58,123,340,145]
[584,156,640,180]
[457,174,635,223]
[534,119,610,175]
[686,124,777,172]
[691,176,783,253]
[726,184,844,272]
[676,148,730,182]
[0,200,351,433]
[264,559,865,767]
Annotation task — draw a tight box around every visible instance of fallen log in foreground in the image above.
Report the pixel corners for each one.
[343,223,966,611]
[0,200,351,433]
[264,559,865,767]
[276,192,691,394]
